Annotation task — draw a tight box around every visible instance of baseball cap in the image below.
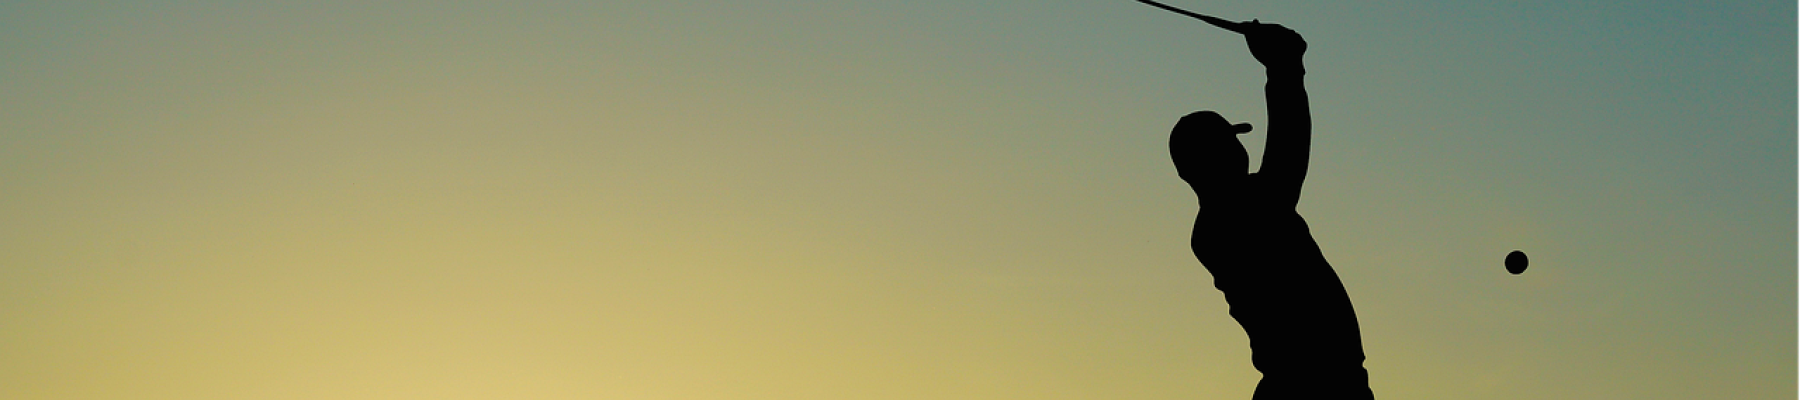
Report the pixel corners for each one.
[1178,110,1253,135]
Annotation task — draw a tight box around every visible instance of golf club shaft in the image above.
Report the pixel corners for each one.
[1135,0,1246,33]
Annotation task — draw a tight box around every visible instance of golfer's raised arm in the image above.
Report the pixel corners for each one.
[1244,23,1311,207]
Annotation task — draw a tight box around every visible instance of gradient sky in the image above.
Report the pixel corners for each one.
[2,1,1793,399]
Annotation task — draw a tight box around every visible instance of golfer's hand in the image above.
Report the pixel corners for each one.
[1241,21,1306,73]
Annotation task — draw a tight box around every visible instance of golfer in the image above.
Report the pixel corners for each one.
[1168,20,1376,399]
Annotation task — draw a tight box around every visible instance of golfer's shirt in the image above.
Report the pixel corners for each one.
[1190,174,1367,374]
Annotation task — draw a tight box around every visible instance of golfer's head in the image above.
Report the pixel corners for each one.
[1170,111,1252,185]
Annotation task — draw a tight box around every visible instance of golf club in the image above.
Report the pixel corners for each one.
[1135,0,1249,34]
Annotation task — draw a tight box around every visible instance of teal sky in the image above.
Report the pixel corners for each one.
[2,1,1793,399]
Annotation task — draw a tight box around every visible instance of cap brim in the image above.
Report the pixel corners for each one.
[1229,123,1253,134]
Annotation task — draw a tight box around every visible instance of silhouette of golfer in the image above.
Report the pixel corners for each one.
[1169,21,1376,399]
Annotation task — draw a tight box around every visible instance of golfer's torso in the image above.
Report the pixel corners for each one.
[1192,206,1330,288]
[1191,205,1367,370]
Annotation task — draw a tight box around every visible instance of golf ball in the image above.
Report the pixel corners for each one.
[1505,250,1528,274]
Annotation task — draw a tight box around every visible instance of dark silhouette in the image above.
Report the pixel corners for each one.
[1161,14,1377,400]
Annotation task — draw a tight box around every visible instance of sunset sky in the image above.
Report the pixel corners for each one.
[2,1,1793,399]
